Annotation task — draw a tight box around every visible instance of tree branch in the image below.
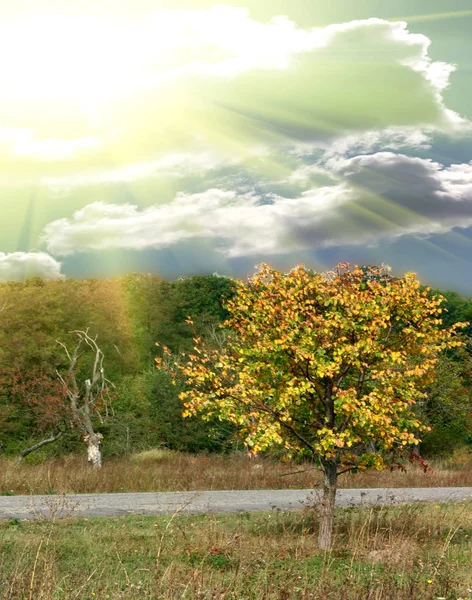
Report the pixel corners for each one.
[337,466,359,476]
[280,466,323,477]
[256,401,317,456]
[335,363,352,388]
[18,430,63,461]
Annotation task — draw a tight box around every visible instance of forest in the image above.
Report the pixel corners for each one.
[0,271,471,463]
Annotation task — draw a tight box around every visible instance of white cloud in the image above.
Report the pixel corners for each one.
[0,10,466,187]
[0,7,330,101]
[0,10,456,98]
[437,162,472,199]
[42,190,264,256]
[35,185,351,257]
[0,252,64,282]
[41,153,472,258]
[323,127,434,158]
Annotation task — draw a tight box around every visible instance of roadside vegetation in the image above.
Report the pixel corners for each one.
[1,448,472,496]
[1,501,471,599]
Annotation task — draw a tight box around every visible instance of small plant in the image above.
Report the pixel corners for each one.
[28,492,82,521]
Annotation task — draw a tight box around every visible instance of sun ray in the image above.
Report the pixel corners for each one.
[390,9,472,24]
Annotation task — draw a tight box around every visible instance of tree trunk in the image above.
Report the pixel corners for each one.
[18,431,63,461]
[85,433,103,469]
[317,460,337,550]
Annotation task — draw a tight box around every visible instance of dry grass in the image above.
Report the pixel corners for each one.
[1,450,472,495]
[0,501,471,599]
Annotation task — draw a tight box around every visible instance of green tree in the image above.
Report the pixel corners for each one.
[153,275,237,355]
[419,350,472,455]
[119,273,165,367]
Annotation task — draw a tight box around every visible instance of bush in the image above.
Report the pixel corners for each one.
[130,448,177,463]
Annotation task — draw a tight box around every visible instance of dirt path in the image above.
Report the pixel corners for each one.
[1,487,472,520]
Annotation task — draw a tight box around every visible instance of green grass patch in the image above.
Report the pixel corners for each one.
[0,503,471,598]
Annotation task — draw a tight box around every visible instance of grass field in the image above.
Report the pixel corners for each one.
[1,449,472,496]
[0,501,471,599]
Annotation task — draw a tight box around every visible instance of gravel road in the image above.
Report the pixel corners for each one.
[1,487,472,520]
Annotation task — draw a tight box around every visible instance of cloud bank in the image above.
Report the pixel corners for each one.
[41,153,472,258]
[2,7,472,289]
[0,252,64,282]
[0,11,466,185]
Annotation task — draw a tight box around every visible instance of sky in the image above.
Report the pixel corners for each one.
[1,0,472,293]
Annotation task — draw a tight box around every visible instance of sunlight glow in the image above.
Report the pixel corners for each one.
[0,8,327,116]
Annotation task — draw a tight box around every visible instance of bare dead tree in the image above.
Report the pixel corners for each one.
[56,329,113,469]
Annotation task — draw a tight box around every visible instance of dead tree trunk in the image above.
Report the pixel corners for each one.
[84,432,103,469]
[317,459,337,551]
[56,330,112,469]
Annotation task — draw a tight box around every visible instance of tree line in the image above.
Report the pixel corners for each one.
[0,273,238,461]
[0,267,471,470]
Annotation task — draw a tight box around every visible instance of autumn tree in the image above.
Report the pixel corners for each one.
[156,263,465,550]
[10,368,69,460]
